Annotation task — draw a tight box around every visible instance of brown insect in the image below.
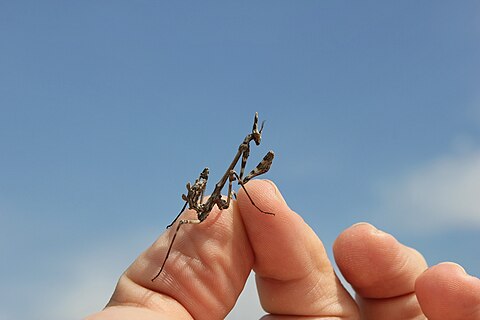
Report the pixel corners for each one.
[152,112,275,281]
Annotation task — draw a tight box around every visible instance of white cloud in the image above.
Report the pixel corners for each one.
[374,149,480,233]
[39,241,134,320]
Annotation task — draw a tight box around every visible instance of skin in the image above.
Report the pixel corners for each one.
[86,180,480,320]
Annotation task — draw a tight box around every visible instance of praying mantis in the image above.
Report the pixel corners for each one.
[152,112,275,281]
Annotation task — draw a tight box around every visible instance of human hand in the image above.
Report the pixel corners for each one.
[86,180,480,320]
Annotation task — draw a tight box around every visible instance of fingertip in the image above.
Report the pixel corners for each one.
[435,261,467,273]
[237,180,303,247]
[416,262,471,289]
[333,222,379,250]
[333,222,397,274]
[262,179,287,204]
[416,262,480,319]
[334,223,426,298]
[237,179,288,214]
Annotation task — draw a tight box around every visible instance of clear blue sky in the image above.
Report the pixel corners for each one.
[1,2,479,319]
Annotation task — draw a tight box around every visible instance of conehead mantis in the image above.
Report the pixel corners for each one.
[152,112,274,281]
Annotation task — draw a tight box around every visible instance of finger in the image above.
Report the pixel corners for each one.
[333,223,427,319]
[107,201,254,320]
[237,180,359,319]
[415,262,480,320]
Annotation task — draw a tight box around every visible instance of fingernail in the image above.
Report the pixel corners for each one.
[439,262,467,274]
[264,179,278,195]
[263,180,287,204]
[351,222,376,230]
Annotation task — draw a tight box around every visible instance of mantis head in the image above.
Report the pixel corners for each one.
[252,112,265,145]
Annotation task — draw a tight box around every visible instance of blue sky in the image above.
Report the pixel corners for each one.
[1,1,479,319]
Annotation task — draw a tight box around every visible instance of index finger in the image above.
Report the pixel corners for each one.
[236,180,358,318]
